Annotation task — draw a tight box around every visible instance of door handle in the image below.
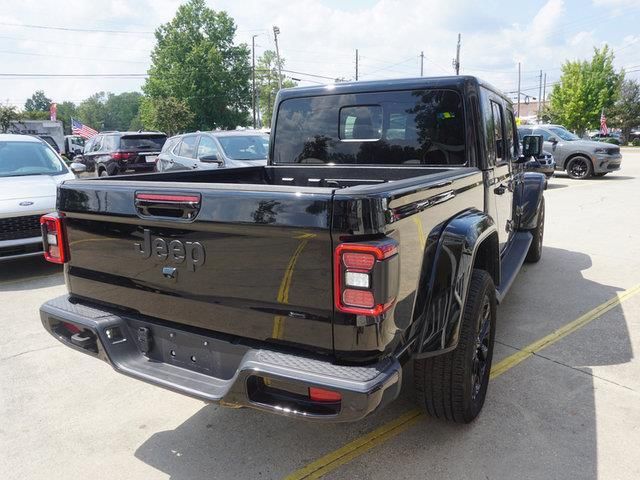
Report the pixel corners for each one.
[494,184,507,195]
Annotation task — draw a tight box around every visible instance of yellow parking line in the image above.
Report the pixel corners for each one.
[284,282,640,480]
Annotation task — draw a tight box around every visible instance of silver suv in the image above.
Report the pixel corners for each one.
[518,124,622,179]
[157,130,269,172]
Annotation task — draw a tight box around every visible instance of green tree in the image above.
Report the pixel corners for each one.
[549,46,622,134]
[104,92,143,130]
[255,50,296,127]
[143,0,251,130]
[52,101,77,134]
[24,90,52,112]
[0,105,19,132]
[140,96,195,136]
[76,92,108,131]
[611,79,640,143]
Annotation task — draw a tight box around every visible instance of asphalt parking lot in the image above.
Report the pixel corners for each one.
[2,149,640,480]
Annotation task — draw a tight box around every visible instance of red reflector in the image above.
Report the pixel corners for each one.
[343,252,375,271]
[135,193,201,203]
[62,321,81,334]
[40,214,67,264]
[342,289,375,308]
[309,387,342,403]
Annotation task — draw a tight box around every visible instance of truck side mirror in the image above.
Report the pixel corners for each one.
[548,136,558,144]
[518,135,543,161]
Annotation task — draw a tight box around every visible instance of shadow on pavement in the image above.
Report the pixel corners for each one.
[546,182,568,189]
[134,246,633,480]
[0,256,64,290]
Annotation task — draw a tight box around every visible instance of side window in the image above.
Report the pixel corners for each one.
[178,135,198,158]
[92,136,103,152]
[103,136,117,152]
[535,129,551,141]
[84,138,94,152]
[490,101,504,163]
[197,135,219,158]
[505,109,518,159]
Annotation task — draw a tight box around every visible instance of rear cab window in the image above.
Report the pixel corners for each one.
[273,89,466,166]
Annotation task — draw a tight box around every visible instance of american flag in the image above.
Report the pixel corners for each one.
[600,110,608,136]
[71,118,98,139]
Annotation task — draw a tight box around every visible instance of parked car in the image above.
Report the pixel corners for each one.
[40,76,546,424]
[0,134,84,261]
[629,129,640,142]
[518,124,622,178]
[78,131,167,177]
[64,135,85,160]
[157,130,270,172]
[589,132,622,145]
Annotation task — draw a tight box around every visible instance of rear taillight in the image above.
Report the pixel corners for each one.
[112,151,134,161]
[334,240,399,316]
[40,213,67,264]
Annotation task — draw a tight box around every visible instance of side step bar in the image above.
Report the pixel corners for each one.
[496,231,533,303]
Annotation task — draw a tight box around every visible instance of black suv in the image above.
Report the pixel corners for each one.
[80,131,167,176]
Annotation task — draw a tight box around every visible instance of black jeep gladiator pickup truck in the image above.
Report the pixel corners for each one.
[40,76,545,424]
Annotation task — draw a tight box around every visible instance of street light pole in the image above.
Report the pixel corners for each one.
[273,26,283,90]
[252,34,258,129]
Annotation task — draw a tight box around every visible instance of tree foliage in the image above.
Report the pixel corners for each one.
[24,90,52,112]
[611,79,640,142]
[255,50,297,127]
[75,91,142,131]
[0,105,19,133]
[143,0,251,129]
[548,46,622,134]
[140,96,195,136]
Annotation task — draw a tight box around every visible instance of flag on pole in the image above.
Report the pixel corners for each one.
[600,109,608,136]
[71,118,98,139]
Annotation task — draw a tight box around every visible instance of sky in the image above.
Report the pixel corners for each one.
[0,0,639,109]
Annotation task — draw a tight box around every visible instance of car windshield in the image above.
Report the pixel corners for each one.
[120,135,167,150]
[0,141,67,177]
[549,126,579,141]
[217,135,270,160]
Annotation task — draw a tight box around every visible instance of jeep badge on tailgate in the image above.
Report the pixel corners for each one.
[134,228,206,271]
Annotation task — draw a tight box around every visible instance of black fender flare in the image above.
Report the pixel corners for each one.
[517,172,546,230]
[412,209,498,358]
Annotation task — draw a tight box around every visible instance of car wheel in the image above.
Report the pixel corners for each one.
[566,156,593,179]
[413,269,496,423]
[525,197,544,263]
[99,169,109,177]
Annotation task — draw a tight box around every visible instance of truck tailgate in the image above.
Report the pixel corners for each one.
[58,180,334,352]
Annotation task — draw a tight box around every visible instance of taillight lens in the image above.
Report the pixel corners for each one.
[112,151,134,161]
[334,240,398,316]
[40,214,67,264]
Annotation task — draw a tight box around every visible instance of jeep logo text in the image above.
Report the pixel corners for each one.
[135,228,205,271]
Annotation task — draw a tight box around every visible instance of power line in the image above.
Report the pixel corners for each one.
[0,49,148,64]
[0,21,153,35]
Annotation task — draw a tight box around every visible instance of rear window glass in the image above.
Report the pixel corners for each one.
[273,89,465,165]
[120,135,166,150]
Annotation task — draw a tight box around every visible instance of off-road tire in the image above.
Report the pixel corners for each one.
[99,169,109,177]
[413,269,496,423]
[525,197,545,263]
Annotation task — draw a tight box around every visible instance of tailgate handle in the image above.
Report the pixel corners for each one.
[135,193,201,220]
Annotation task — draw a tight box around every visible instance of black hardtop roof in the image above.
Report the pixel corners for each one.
[276,75,511,104]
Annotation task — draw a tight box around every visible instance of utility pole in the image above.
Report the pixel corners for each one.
[453,34,461,75]
[542,72,547,114]
[537,69,543,120]
[420,51,424,76]
[355,49,359,81]
[272,26,283,90]
[252,34,258,129]
[517,62,521,118]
